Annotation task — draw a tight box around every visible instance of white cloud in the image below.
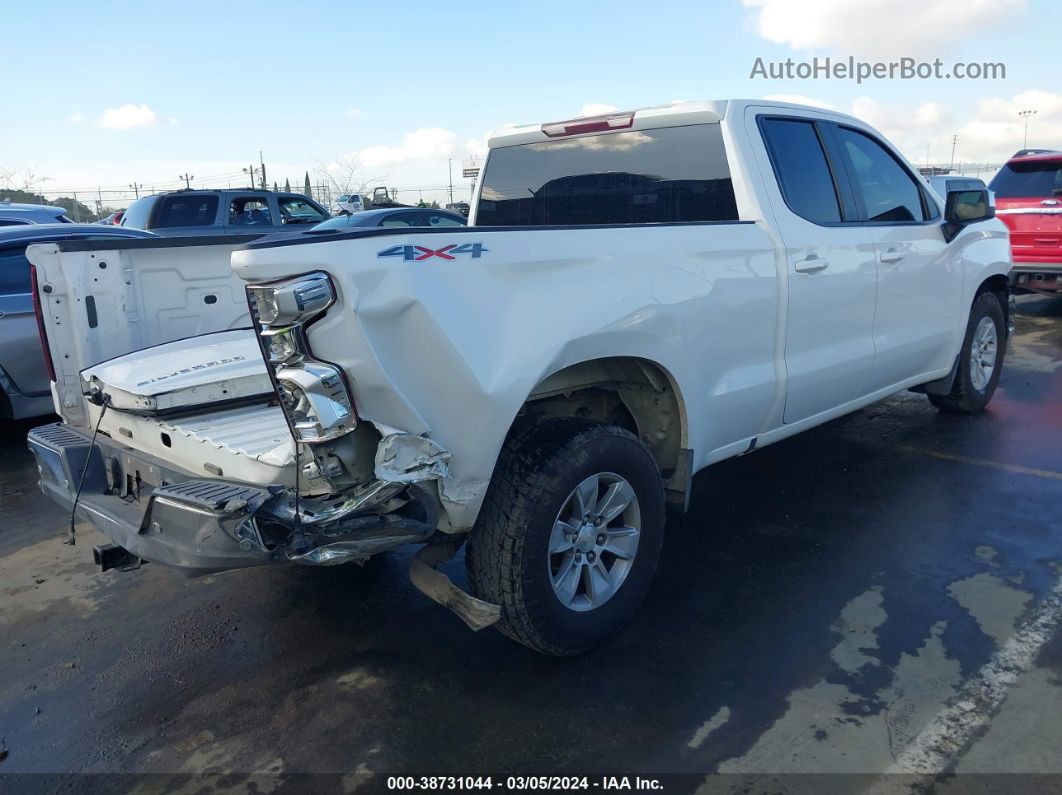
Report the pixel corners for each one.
[345,108,363,119]
[576,103,619,117]
[354,128,458,169]
[465,137,487,158]
[742,0,1026,57]
[845,89,1062,167]
[68,112,83,124]
[763,93,835,110]
[98,104,158,130]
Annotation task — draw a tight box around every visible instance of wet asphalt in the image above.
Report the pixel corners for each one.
[1,296,1060,790]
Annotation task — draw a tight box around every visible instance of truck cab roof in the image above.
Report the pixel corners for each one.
[486,99,866,149]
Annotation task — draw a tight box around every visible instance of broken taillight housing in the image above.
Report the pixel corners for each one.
[247,272,357,443]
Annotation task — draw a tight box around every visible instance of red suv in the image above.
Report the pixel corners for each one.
[990,149,1062,293]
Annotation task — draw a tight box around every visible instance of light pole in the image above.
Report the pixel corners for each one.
[179,173,194,189]
[243,165,259,189]
[950,135,958,173]
[129,183,142,199]
[1018,109,1037,149]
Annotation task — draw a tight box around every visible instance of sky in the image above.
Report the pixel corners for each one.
[2,0,1059,208]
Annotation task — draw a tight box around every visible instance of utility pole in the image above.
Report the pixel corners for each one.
[1018,109,1037,148]
[179,173,194,189]
[72,192,80,222]
[448,159,454,204]
[129,183,142,199]
[950,135,958,173]
[259,151,267,190]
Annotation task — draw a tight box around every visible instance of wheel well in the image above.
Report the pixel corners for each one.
[514,357,689,506]
[976,274,1010,322]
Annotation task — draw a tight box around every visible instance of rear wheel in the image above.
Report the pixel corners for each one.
[466,418,665,656]
[929,291,1005,414]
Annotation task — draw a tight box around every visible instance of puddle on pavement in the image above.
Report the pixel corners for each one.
[711,565,1037,773]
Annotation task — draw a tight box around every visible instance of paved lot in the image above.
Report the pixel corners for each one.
[1,296,1060,789]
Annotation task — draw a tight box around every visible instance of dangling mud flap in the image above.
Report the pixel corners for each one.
[408,538,501,631]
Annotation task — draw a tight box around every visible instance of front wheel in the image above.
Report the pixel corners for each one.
[466,418,665,656]
[929,291,1006,414]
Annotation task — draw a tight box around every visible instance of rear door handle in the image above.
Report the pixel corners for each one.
[880,250,905,264]
[794,256,829,273]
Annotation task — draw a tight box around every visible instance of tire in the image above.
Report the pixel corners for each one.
[466,417,665,656]
[929,291,1006,414]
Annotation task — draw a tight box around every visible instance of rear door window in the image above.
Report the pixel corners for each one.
[989,160,1062,198]
[153,195,220,228]
[759,118,843,224]
[476,124,738,226]
[229,197,273,226]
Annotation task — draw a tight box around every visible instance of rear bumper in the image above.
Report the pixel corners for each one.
[1010,263,1062,292]
[27,423,278,574]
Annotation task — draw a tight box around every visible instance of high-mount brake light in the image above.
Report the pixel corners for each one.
[30,264,56,382]
[541,112,635,138]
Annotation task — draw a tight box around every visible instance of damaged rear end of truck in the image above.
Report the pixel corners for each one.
[25,233,498,629]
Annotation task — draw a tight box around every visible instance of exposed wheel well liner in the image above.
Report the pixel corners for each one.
[515,357,689,505]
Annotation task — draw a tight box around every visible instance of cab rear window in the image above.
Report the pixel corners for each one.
[477,124,738,226]
[989,160,1062,198]
[152,195,219,228]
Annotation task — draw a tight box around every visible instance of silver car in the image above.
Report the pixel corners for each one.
[0,224,155,421]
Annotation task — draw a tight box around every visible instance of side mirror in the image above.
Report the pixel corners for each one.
[943,188,994,242]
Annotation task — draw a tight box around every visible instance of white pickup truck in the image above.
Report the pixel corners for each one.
[27,100,1011,655]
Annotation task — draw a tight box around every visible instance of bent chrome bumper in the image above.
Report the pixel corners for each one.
[27,423,278,574]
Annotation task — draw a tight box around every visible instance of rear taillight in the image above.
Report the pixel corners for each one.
[247,272,358,443]
[29,264,56,382]
[541,112,635,138]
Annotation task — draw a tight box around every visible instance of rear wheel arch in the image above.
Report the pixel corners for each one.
[511,356,690,507]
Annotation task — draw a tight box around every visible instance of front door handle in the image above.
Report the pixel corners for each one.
[880,249,905,264]
[794,256,829,273]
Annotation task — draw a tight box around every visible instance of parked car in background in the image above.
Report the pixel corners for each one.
[331,187,408,216]
[1,224,156,421]
[95,209,125,226]
[446,201,470,217]
[309,207,467,231]
[332,193,367,215]
[990,149,1062,293]
[0,201,73,226]
[27,100,1009,655]
[119,189,329,236]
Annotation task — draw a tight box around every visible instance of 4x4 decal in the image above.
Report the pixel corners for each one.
[377,243,489,261]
